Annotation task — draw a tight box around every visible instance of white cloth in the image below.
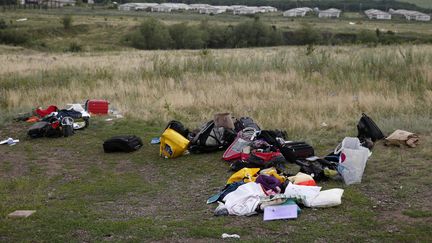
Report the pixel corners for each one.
[309,189,344,208]
[283,182,321,207]
[223,182,265,216]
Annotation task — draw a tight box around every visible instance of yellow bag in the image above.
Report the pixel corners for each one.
[227,168,260,184]
[260,167,286,183]
[160,128,190,158]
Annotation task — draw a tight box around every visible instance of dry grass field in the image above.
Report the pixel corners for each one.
[1,44,432,135]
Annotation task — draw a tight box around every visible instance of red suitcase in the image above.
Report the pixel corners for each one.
[85,99,109,115]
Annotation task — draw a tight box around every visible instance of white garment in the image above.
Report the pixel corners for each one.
[223,182,265,216]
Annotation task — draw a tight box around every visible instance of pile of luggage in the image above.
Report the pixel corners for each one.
[158,112,386,219]
[16,100,110,139]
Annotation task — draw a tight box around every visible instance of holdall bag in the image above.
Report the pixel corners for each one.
[103,135,143,153]
[165,120,189,138]
[357,113,385,142]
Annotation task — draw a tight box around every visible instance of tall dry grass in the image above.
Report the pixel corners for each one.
[1,45,431,135]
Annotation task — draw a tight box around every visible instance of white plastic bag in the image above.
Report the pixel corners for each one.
[309,189,344,208]
[337,137,370,185]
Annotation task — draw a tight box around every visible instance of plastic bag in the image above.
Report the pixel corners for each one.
[309,189,344,208]
[337,137,370,185]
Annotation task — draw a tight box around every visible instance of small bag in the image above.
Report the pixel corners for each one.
[103,135,143,153]
[165,120,189,138]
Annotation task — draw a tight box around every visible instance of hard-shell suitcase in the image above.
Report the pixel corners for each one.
[28,121,50,138]
[160,128,190,158]
[85,99,109,115]
[103,135,143,153]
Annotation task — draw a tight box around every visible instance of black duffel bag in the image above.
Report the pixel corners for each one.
[103,135,143,153]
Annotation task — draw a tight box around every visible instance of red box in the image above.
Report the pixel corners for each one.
[85,99,109,115]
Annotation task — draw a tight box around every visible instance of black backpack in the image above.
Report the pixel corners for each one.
[103,135,143,153]
[357,113,385,142]
[234,117,261,133]
[165,120,189,138]
[189,120,236,153]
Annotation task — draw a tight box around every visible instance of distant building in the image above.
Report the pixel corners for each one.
[283,7,313,17]
[318,8,341,18]
[390,9,431,22]
[151,5,172,12]
[365,9,391,20]
[233,7,259,15]
[198,6,226,15]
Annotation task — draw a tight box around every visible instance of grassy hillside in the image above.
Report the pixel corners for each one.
[1,9,432,52]
[399,0,432,8]
[1,44,432,242]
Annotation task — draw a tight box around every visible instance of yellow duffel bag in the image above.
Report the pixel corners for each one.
[160,128,190,158]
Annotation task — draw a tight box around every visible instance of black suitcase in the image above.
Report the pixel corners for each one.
[103,135,143,153]
[28,121,50,138]
[279,142,315,163]
[357,113,385,142]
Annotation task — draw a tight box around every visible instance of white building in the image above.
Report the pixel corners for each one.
[318,8,342,18]
[150,5,172,12]
[233,7,259,15]
[390,9,430,22]
[364,9,391,20]
[283,7,313,17]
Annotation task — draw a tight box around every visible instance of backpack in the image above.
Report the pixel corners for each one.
[165,120,190,138]
[189,120,236,153]
[357,113,385,142]
[234,117,261,133]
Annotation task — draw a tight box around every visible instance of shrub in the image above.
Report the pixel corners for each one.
[128,18,173,50]
[169,22,207,49]
[357,30,378,44]
[294,23,321,45]
[61,15,73,30]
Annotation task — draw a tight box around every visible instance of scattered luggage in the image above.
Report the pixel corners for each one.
[85,99,109,115]
[385,129,419,148]
[234,117,261,132]
[103,135,143,153]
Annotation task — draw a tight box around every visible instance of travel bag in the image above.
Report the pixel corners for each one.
[160,128,190,158]
[234,117,261,132]
[103,135,143,153]
[28,121,50,138]
[279,142,315,163]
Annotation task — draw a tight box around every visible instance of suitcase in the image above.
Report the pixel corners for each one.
[160,128,190,158]
[279,142,315,163]
[85,99,109,115]
[28,121,50,138]
[103,135,143,153]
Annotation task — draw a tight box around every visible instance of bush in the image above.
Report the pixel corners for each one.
[0,29,29,45]
[293,23,321,45]
[169,22,207,49]
[357,30,378,44]
[128,18,173,50]
[67,42,82,52]
[61,15,73,30]
[0,19,7,30]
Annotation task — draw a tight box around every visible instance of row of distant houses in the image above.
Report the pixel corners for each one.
[283,7,430,21]
[118,3,277,15]
[283,8,342,18]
